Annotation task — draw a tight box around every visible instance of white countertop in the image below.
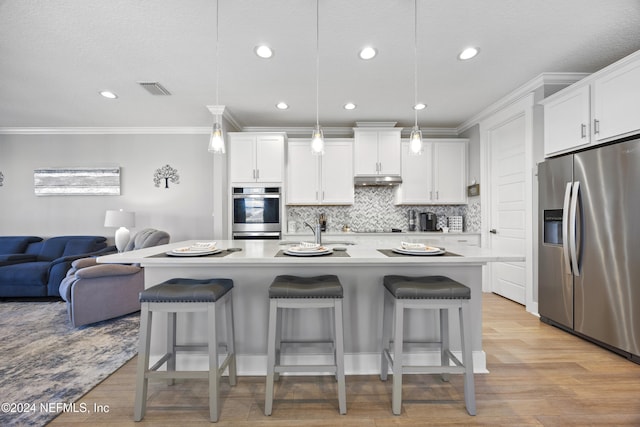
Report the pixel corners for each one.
[97,239,523,266]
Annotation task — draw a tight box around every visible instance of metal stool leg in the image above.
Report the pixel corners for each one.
[264,299,278,416]
[380,288,391,381]
[334,299,347,414]
[391,298,404,416]
[460,301,476,415]
[134,304,152,422]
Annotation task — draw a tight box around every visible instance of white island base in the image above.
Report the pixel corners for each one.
[98,240,523,375]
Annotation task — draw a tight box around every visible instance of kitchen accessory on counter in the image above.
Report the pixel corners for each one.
[448,216,463,232]
[283,245,333,256]
[392,245,444,256]
[419,212,438,231]
[408,209,416,231]
[319,213,327,231]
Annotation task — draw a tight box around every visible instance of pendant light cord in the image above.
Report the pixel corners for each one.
[216,0,220,126]
[413,0,418,128]
[315,0,320,128]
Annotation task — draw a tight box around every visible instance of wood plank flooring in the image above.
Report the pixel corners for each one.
[50,293,640,426]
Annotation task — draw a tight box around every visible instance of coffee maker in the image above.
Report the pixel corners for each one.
[419,212,438,231]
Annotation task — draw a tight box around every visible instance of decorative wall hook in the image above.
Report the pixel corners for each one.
[154,165,180,189]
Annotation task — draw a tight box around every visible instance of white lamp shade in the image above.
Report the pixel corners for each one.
[104,209,135,228]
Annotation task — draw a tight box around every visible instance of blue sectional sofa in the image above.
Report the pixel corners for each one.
[0,236,112,297]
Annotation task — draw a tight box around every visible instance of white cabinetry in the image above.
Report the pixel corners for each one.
[229,132,285,183]
[287,139,354,205]
[543,50,640,157]
[353,128,401,176]
[593,57,640,142]
[396,139,467,205]
[543,85,591,156]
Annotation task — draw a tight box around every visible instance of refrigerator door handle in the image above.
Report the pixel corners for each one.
[569,181,581,276]
[562,182,573,275]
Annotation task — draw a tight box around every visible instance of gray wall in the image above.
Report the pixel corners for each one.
[0,133,217,242]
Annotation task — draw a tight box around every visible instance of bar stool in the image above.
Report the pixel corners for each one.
[264,274,346,415]
[134,278,237,422]
[380,275,475,416]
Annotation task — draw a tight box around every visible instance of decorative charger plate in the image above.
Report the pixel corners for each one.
[166,247,223,257]
[283,246,333,256]
[391,247,445,256]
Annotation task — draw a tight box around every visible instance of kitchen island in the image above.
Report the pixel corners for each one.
[98,239,523,374]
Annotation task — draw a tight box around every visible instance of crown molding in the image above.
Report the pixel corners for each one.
[456,72,590,133]
[0,127,210,135]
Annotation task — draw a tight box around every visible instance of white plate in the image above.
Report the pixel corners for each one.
[392,247,445,256]
[283,247,333,257]
[166,247,223,257]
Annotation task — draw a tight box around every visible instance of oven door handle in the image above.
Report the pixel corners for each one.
[232,194,280,199]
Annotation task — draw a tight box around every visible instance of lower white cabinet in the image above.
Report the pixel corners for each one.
[287,139,354,205]
[396,139,467,205]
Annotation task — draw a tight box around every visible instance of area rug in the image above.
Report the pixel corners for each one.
[0,301,139,426]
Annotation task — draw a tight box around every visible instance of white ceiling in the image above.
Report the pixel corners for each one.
[1,0,639,135]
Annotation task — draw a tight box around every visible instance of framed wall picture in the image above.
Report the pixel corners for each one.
[467,183,480,197]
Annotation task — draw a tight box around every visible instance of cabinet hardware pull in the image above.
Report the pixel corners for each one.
[581,123,587,138]
[593,119,600,135]
[436,191,439,199]
[490,229,497,234]
[256,169,260,179]
[252,169,256,179]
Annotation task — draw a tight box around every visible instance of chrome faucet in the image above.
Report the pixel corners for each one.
[304,221,322,245]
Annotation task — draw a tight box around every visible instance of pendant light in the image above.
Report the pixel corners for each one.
[409,0,423,156]
[311,0,324,156]
[208,0,225,154]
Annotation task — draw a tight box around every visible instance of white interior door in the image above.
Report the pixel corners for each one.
[487,114,528,304]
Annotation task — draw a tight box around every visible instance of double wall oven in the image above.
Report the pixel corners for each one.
[232,187,281,240]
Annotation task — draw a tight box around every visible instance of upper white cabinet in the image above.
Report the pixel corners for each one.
[287,139,354,205]
[543,85,591,156]
[593,57,640,142]
[396,139,467,205]
[229,132,285,183]
[353,128,402,176]
[543,50,640,157]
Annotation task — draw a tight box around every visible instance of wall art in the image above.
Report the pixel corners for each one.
[153,164,180,188]
[34,167,120,196]
[0,171,4,187]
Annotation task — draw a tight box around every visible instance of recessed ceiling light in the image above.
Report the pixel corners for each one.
[413,103,426,110]
[99,91,118,99]
[458,47,479,60]
[255,45,274,59]
[276,102,289,110]
[359,47,377,60]
[344,102,356,110]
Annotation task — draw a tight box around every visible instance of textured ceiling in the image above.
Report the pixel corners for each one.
[1,0,639,133]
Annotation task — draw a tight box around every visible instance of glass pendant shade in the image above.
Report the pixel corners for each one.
[311,125,325,155]
[409,125,423,155]
[208,122,225,153]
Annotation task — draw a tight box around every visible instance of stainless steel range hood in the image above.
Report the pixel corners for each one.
[353,175,403,186]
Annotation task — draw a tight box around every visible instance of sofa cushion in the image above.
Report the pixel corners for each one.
[0,236,42,255]
[0,261,50,296]
[37,236,107,261]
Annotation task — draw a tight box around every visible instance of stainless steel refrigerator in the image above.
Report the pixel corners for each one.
[538,136,640,362]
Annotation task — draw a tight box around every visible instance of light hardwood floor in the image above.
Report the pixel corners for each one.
[50,293,640,426]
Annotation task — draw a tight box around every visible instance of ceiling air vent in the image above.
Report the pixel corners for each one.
[137,81,171,96]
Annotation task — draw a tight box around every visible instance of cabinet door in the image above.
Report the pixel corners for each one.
[287,141,319,204]
[321,140,354,204]
[256,135,284,182]
[396,140,431,204]
[353,131,380,175]
[229,135,256,183]
[433,141,467,204]
[594,59,640,142]
[377,130,401,175]
[543,85,591,156]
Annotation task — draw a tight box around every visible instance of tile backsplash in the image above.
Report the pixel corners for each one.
[286,186,481,233]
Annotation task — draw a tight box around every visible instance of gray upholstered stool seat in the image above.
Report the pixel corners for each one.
[134,278,237,422]
[384,275,471,299]
[380,275,475,416]
[265,275,346,415]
